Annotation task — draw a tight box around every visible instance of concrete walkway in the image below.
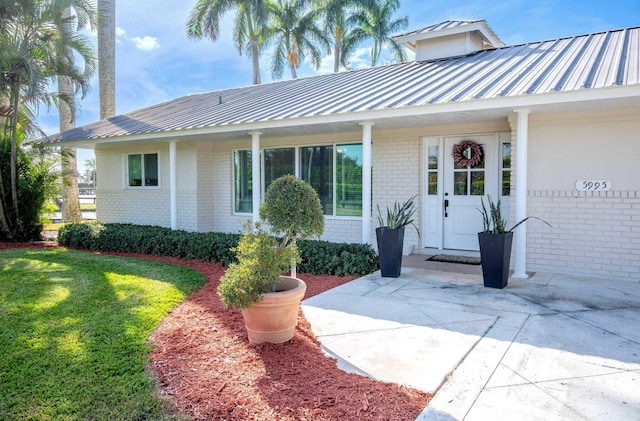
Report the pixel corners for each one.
[301,265,640,420]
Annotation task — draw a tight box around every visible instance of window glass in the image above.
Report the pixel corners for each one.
[502,143,511,168]
[144,153,158,186]
[336,144,362,216]
[427,145,438,195]
[428,172,438,195]
[234,150,252,213]
[471,171,485,195]
[428,146,438,170]
[502,142,511,195]
[502,170,511,196]
[300,145,333,215]
[128,154,142,187]
[454,172,467,195]
[264,148,295,192]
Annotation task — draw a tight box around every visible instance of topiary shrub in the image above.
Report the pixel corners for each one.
[260,175,324,275]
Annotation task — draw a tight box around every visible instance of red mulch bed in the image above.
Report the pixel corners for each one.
[2,242,432,420]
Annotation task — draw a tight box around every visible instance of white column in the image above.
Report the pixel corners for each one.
[513,109,530,278]
[360,122,374,244]
[249,131,262,227]
[169,141,178,230]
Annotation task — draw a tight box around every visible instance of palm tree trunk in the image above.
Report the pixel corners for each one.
[250,36,261,85]
[9,86,19,223]
[289,62,298,79]
[333,38,340,73]
[98,0,116,119]
[58,74,82,222]
[59,6,82,222]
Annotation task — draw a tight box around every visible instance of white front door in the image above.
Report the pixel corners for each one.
[442,135,498,251]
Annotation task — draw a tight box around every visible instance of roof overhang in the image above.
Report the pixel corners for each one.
[49,84,640,149]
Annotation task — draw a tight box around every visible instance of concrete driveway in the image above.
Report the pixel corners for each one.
[301,267,640,420]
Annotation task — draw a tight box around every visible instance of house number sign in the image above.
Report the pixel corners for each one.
[575,180,611,191]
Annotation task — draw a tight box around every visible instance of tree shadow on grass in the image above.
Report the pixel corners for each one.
[0,248,205,420]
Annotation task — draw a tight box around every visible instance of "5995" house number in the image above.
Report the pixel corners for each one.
[575,180,611,191]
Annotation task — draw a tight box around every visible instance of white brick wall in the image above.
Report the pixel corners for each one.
[196,143,215,232]
[527,190,640,280]
[97,189,171,227]
[372,137,422,254]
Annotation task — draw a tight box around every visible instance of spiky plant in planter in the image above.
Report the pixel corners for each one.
[376,195,420,278]
[218,175,324,344]
[477,195,551,288]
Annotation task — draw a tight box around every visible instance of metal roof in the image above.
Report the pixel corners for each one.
[43,25,640,144]
[394,19,485,37]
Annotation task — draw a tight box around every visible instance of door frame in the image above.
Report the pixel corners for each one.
[421,132,510,251]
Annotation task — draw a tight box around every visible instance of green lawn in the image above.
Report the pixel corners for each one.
[0,248,206,420]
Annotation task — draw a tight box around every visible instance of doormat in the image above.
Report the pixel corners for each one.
[427,255,482,265]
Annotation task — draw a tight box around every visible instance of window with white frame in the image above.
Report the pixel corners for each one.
[127,153,158,187]
[233,143,364,217]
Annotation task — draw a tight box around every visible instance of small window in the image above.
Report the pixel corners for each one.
[128,153,158,187]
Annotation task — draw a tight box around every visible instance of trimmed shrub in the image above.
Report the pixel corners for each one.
[57,222,378,276]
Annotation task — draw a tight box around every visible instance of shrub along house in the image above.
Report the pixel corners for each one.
[43,20,640,281]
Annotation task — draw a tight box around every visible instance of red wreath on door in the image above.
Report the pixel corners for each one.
[452,140,483,168]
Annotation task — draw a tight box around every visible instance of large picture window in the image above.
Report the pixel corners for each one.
[234,150,252,213]
[336,144,362,216]
[300,145,333,215]
[233,143,365,217]
[127,153,158,187]
[264,148,295,193]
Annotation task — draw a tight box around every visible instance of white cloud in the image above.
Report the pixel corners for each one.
[131,36,160,51]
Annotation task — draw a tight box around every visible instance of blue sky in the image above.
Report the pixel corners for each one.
[37,0,640,169]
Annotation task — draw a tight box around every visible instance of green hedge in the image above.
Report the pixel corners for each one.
[58,222,379,276]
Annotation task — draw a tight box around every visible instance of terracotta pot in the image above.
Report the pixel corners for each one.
[241,276,307,345]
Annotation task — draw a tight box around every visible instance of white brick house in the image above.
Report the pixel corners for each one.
[44,20,640,281]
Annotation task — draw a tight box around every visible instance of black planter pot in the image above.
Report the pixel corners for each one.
[478,232,513,289]
[376,227,405,278]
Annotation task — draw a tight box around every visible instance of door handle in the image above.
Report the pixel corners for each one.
[444,199,449,217]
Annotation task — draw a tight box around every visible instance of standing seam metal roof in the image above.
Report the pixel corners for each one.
[44,25,640,143]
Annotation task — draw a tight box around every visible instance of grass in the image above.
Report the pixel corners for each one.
[80,203,96,211]
[0,248,207,420]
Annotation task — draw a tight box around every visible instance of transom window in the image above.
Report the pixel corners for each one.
[233,143,364,217]
[127,153,158,187]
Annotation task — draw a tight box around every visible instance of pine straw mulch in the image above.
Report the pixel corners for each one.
[2,242,432,420]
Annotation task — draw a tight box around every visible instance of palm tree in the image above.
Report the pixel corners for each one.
[344,0,407,67]
[265,0,329,80]
[187,0,269,85]
[98,0,116,119]
[313,0,371,72]
[58,2,97,222]
[0,0,96,236]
